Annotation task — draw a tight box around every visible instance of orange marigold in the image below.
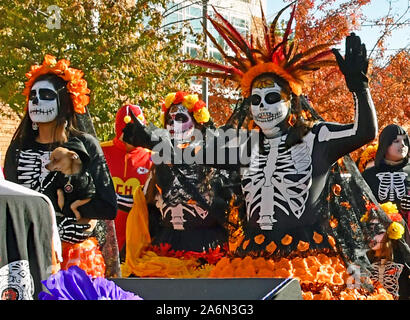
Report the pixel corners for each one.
[297,240,310,252]
[313,232,323,244]
[281,234,293,246]
[265,241,277,253]
[254,234,265,245]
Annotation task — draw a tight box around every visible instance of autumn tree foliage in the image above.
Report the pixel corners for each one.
[195,0,409,156]
[0,0,193,140]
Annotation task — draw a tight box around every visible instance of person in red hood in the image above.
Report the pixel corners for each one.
[101,104,153,260]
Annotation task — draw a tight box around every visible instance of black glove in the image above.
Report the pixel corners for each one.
[400,194,410,211]
[332,33,369,92]
[122,108,153,148]
[58,217,92,244]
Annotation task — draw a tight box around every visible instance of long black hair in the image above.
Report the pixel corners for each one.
[11,73,83,149]
[374,124,410,167]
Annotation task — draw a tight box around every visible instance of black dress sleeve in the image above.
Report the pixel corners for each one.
[67,134,118,220]
[314,89,378,165]
[4,140,19,183]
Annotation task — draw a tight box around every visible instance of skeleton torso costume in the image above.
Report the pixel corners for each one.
[242,132,314,230]
[144,161,233,252]
[363,161,410,208]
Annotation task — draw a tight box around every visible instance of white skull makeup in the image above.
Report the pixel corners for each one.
[28,80,59,124]
[250,83,290,138]
[166,104,195,142]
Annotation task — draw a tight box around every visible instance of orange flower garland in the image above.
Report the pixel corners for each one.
[61,238,106,278]
[23,54,90,114]
[208,252,393,300]
[358,143,378,172]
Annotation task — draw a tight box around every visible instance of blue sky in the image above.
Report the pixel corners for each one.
[266,0,409,58]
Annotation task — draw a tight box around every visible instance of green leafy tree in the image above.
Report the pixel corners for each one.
[0,0,195,140]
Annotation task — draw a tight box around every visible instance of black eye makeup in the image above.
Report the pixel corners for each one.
[251,94,261,105]
[39,88,57,100]
[29,90,37,101]
[265,92,281,104]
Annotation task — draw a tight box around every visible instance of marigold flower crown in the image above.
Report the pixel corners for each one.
[184,3,337,97]
[23,54,90,114]
[160,91,210,125]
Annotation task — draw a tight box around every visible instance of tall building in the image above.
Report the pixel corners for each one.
[163,0,267,94]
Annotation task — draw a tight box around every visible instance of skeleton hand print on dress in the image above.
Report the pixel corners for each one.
[155,191,210,230]
[242,133,314,230]
[28,80,59,123]
[17,149,55,191]
[250,85,290,138]
[376,172,407,202]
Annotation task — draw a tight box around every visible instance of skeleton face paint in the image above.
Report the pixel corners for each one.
[250,84,290,138]
[28,80,59,123]
[368,219,386,250]
[385,135,408,162]
[166,104,194,142]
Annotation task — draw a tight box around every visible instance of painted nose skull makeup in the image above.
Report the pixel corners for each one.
[28,80,59,124]
[250,83,290,138]
[166,104,194,142]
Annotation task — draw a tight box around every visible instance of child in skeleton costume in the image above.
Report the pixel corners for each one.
[362,124,410,299]
[362,124,410,224]
[122,92,237,252]
[4,55,117,278]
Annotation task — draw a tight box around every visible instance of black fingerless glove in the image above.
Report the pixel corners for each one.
[332,33,369,92]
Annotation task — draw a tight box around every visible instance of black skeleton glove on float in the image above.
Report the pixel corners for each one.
[57,217,91,244]
[332,33,369,92]
[122,108,155,149]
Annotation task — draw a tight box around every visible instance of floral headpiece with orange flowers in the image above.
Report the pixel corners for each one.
[358,143,378,172]
[184,3,337,97]
[22,54,90,114]
[160,91,210,126]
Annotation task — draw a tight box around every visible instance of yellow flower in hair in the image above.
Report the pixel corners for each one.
[194,107,210,123]
[387,222,404,240]
[164,93,176,109]
[182,94,199,111]
[159,111,165,127]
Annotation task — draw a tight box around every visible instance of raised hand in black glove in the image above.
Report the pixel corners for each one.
[400,194,410,211]
[58,217,91,243]
[332,33,369,92]
[122,108,153,148]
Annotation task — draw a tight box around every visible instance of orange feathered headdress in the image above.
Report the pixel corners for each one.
[22,54,90,114]
[184,2,337,97]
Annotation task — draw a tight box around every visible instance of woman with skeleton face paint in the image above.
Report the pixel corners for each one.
[122,91,239,253]
[180,4,407,285]
[4,55,117,277]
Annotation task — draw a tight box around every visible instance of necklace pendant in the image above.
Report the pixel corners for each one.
[64,177,73,193]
